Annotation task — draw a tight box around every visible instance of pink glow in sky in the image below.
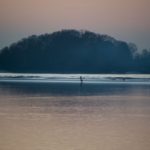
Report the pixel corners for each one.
[0,0,150,50]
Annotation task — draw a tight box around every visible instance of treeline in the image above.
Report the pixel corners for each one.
[0,30,150,73]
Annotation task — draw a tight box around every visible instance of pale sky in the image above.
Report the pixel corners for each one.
[0,0,150,50]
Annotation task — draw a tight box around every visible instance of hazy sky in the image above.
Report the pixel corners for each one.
[0,0,150,50]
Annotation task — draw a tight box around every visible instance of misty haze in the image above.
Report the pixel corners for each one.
[0,0,150,150]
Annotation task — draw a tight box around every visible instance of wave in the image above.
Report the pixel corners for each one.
[0,73,150,84]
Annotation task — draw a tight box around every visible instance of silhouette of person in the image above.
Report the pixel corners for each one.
[80,76,83,86]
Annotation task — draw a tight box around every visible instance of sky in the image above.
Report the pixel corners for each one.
[0,0,150,50]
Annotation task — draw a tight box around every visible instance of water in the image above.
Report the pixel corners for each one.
[0,73,150,83]
[0,73,150,150]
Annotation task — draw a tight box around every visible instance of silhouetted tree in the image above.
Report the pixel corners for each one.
[0,30,149,73]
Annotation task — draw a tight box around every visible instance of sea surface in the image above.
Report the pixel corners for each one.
[0,73,150,150]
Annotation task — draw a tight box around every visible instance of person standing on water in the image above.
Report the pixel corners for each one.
[80,76,83,85]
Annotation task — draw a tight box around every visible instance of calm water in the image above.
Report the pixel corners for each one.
[0,74,150,150]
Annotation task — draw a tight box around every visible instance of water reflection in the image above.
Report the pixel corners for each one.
[0,82,150,150]
[0,81,150,116]
[0,81,150,96]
